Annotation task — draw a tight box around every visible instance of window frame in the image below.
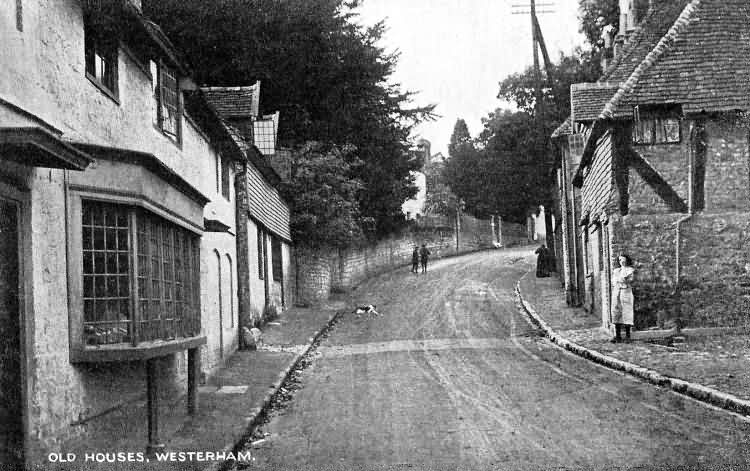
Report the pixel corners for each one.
[632,105,682,145]
[221,156,231,200]
[257,226,265,280]
[84,15,119,102]
[151,59,182,145]
[271,236,283,282]
[71,195,201,357]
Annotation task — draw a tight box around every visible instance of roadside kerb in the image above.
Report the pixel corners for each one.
[515,281,750,417]
[204,310,343,471]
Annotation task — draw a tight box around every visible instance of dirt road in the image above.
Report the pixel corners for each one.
[245,248,750,470]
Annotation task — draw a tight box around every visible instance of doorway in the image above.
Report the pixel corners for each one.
[0,197,23,466]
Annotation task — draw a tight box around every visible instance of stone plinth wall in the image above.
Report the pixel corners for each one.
[614,211,750,329]
[295,249,332,305]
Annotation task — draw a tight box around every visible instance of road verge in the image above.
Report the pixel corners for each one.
[515,281,750,418]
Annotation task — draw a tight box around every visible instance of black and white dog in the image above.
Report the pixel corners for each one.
[353,304,380,317]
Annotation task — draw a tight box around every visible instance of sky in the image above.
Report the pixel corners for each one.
[355,0,586,157]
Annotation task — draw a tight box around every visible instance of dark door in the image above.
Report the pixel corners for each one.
[0,198,22,466]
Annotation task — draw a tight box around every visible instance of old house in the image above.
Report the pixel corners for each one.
[551,117,586,306]
[568,0,750,331]
[0,0,261,465]
[201,85,294,324]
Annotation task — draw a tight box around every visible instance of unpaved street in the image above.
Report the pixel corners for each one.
[246,249,750,470]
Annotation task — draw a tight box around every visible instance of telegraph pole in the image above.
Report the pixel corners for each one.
[511,1,555,125]
[511,1,557,259]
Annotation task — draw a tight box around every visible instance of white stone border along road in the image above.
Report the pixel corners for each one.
[204,310,343,471]
[515,281,750,418]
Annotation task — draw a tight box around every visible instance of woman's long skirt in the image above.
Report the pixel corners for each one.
[612,288,634,325]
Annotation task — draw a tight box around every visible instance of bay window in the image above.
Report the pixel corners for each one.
[81,200,200,347]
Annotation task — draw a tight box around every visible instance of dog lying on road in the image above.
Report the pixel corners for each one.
[353,304,380,318]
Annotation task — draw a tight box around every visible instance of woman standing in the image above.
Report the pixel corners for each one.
[611,254,635,342]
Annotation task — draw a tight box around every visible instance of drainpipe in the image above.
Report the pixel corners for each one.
[673,121,699,332]
[673,213,692,332]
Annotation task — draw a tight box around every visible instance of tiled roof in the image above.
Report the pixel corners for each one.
[571,82,620,122]
[201,83,260,118]
[569,2,689,125]
[551,117,572,139]
[601,0,692,84]
[604,0,750,118]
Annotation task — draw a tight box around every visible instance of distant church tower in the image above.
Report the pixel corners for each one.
[416,138,431,164]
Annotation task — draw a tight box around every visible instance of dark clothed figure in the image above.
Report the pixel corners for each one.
[535,245,550,278]
[411,247,420,273]
[419,245,431,273]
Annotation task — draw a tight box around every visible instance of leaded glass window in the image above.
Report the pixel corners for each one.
[83,201,200,346]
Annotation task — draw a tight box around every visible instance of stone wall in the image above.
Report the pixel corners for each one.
[612,211,750,329]
[703,118,750,211]
[628,139,685,214]
[296,215,526,304]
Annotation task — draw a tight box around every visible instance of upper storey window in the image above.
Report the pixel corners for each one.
[633,105,681,145]
[150,60,182,144]
[84,17,119,99]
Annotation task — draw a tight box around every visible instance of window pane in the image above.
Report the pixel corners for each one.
[94,228,105,250]
[106,252,117,274]
[663,118,680,143]
[94,252,105,274]
[117,229,128,250]
[221,157,230,199]
[84,275,94,298]
[82,226,92,249]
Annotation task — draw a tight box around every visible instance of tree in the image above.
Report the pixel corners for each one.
[443,119,489,217]
[144,0,435,237]
[497,49,601,125]
[279,142,368,250]
[423,159,458,218]
[448,119,472,158]
[442,112,550,223]
[578,0,620,48]
[578,0,649,51]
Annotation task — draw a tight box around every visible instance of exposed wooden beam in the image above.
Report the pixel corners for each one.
[626,147,688,213]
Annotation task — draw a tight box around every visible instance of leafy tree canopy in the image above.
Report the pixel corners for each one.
[144,0,435,237]
[444,48,602,223]
[280,142,368,250]
[444,112,545,223]
[496,49,601,124]
[579,0,620,48]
